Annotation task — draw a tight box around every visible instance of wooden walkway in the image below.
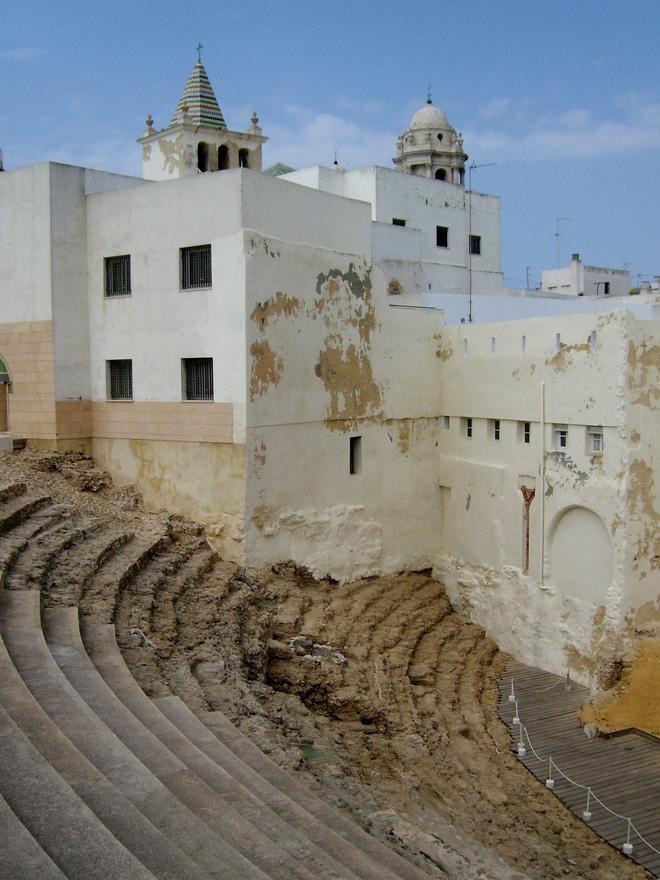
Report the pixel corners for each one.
[498,661,660,878]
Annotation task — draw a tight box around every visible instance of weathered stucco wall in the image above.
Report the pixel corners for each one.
[432,309,659,687]
[243,215,444,581]
[92,437,246,561]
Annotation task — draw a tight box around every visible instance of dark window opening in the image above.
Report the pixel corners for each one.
[436,225,449,248]
[493,419,500,440]
[349,435,362,475]
[197,142,209,173]
[604,281,610,295]
[469,234,481,255]
[108,360,132,400]
[522,421,531,444]
[392,218,406,227]
[217,144,229,170]
[466,417,473,438]
[104,255,131,297]
[435,168,446,181]
[181,244,212,290]
[183,357,214,400]
[238,148,250,168]
[437,132,443,142]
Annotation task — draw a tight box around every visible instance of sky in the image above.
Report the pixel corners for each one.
[2,0,659,288]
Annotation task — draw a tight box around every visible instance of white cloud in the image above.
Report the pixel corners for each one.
[480,98,512,120]
[264,110,396,170]
[1,47,44,61]
[465,100,660,162]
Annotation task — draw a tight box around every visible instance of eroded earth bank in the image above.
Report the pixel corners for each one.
[0,449,649,880]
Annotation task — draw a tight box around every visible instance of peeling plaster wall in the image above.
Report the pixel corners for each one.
[242,191,444,580]
[432,309,658,687]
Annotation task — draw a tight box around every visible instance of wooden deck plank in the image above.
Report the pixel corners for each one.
[499,660,660,877]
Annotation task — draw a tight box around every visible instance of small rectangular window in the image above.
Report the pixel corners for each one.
[436,225,449,248]
[603,281,610,295]
[518,421,531,444]
[392,218,406,227]
[521,335,526,354]
[489,419,500,441]
[181,244,212,290]
[461,417,473,438]
[442,415,450,429]
[107,359,133,400]
[491,336,496,354]
[469,234,481,255]
[587,426,604,454]
[183,358,214,400]
[104,255,131,297]
[349,435,362,475]
[553,424,568,449]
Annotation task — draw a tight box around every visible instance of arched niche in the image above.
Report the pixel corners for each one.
[550,506,613,604]
[0,355,11,432]
[218,144,229,170]
[238,148,250,168]
[197,142,210,173]
[435,168,447,181]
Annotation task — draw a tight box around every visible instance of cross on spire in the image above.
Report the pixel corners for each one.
[196,42,203,63]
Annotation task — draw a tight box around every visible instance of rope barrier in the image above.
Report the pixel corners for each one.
[506,679,660,860]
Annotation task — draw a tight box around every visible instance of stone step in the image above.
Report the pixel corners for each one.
[50,608,337,880]
[0,590,268,880]
[0,791,67,880]
[156,694,407,880]
[0,628,212,880]
[81,621,431,880]
[0,703,156,880]
[201,710,434,880]
[0,494,52,535]
[0,482,26,504]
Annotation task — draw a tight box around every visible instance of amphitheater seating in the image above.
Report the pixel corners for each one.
[0,483,434,879]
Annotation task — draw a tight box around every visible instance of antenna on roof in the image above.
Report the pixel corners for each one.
[333,149,338,166]
[196,42,203,63]
[427,84,432,104]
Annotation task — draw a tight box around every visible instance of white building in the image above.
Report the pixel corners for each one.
[0,59,657,690]
[541,252,631,297]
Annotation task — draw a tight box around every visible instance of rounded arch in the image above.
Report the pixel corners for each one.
[238,148,250,169]
[435,168,447,181]
[197,142,209,173]
[549,505,613,604]
[217,144,229,171]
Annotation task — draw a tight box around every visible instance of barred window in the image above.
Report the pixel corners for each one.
[107,360,133,400]
[181,244,212,290]
[183,358,214,400]
[104,255,131,297]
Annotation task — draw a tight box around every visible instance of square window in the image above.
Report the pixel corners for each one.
[518,421,531,444]
[349,435,362,475]
[553,424,568,449]
[436,225,449,248]
[183,357,214,400]
[181,244,212,290]
[587,426,604,454]
[104,255,131,297]
[469,234,481,255]
[392,218,406,227]
[489,419,500,440]
[107,360,132,400]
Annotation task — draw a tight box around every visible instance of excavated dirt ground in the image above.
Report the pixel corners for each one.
[581,640,660,738]
[0,448,651,880]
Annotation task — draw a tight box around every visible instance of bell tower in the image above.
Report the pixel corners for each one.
[138,50,267,181]
[394,96,467,185]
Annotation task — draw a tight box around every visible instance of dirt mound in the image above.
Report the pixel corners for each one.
[0,448,649,880]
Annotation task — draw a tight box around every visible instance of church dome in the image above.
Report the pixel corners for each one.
[409,102,449,130]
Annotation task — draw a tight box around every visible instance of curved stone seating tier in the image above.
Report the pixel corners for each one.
[0,483,433,879]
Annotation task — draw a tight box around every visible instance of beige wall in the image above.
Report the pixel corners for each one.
[92,437,246,561]
[0,321,57,439]
[91,401,232,443]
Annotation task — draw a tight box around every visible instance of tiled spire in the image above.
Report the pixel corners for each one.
[169,62,227,130]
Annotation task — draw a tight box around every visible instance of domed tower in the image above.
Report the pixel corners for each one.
[394,97,467,185]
